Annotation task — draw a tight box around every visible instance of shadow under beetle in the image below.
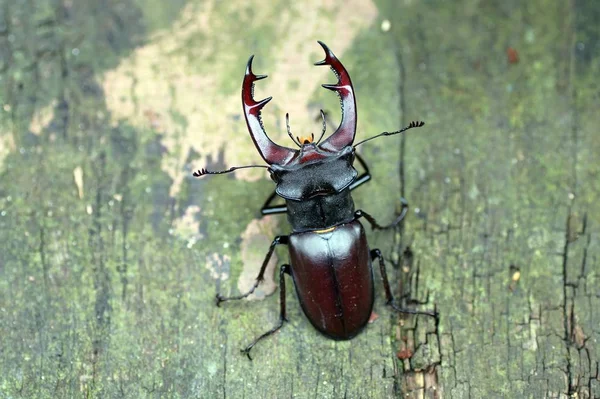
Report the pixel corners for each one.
[194,41,436,359]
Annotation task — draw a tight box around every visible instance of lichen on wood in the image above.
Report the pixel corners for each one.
[0,0,599,398]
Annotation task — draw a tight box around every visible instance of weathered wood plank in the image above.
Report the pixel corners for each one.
[0,0,598,398]
[388,0,600,396]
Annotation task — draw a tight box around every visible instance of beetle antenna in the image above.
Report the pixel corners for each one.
[315,109,327,145]
[353,121,425,148]
[193,165,269,177]
[286,113,301,147]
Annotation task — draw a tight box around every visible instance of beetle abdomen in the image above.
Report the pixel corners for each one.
[288,220,373,340]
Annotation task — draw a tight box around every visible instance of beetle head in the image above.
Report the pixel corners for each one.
[269,146,357,201]
[242,41,358,200]
[194,44,425,182]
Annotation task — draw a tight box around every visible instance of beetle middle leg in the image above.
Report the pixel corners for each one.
[242,264,291,360]
[216,235,289,305]
[370,249,437,319]
[354,201,409,231]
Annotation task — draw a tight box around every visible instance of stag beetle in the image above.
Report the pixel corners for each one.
[194,41,435,359]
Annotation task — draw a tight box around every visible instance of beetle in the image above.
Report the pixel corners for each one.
[194,41,436,359]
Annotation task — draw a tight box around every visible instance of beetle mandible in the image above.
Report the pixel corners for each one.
[194,41,436,359]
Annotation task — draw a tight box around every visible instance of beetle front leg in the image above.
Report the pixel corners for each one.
[216,235,289,306]
[370,249,438,319]
[242,264,291,360]
[348,153,372,191]
[260,190,288,216]
[354,200,409,231]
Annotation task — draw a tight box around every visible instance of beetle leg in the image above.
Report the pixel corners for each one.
[260,190,288,215]
[371,249,438,319]
[354,200,409,230]
[348,153,372,191]
[242,264,291,360]
[216,235,289,306]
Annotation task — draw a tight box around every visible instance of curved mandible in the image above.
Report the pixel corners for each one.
[314,41,357,151]
[242,56,295,165]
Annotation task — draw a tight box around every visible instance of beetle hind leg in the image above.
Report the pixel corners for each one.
[242,264,291,360]
[370,249,438,319]
[216,235,289,306]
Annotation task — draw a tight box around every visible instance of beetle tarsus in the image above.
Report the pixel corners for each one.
[214,236,287,306]
[214,284,258,305]
[388,300,438,319]
[241,317,286,361]
[371,249,437,320]
[241,347,254,361]
[241,264,290,360]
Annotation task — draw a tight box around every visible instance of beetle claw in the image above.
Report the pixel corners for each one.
[241,348,253,361]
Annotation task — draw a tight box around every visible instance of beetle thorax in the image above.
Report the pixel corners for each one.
[270,146,358,201]
[267,146,358,232]
[285,188,355,232]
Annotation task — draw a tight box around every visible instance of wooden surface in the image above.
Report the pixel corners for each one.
[1,0,599,397]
